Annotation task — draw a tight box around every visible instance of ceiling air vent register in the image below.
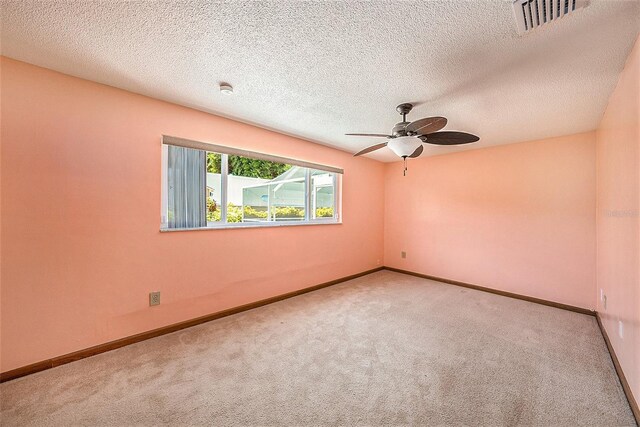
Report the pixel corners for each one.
[512,0,589,34]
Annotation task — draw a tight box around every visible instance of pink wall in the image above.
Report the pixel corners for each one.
[596,35,639,407]
[384,132,597,310]
[2,38,637,404]
[0,57,385,372]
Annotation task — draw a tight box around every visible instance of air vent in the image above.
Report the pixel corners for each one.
[512,0,589,34]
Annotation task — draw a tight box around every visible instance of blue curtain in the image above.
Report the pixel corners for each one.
[167,145,206,229]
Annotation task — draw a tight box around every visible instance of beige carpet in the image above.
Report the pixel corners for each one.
[0,271,636,426]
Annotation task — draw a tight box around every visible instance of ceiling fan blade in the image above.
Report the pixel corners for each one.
[408,145,423,158]
[421,131,479,145]
[345,133,391,138]
[405,117,447,135]
[353,142,388,156]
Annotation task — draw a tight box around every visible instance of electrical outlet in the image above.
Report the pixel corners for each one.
[618,321,624,339]
[149,291,161,306]
[401,251,406,259]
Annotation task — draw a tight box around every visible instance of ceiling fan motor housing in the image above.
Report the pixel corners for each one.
[392,122,410,137]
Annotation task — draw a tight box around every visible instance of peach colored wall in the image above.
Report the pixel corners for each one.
[384,132,597,310]
[596,35,639,407]
[0,57,385,372]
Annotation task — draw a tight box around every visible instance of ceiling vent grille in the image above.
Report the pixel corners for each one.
[512,0,589,34]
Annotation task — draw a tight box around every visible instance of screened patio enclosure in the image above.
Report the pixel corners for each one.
[241,166,335,222]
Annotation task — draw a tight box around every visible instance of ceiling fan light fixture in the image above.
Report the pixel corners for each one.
[387,136,422,158]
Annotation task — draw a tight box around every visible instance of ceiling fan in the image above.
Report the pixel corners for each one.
[347,103,479,174]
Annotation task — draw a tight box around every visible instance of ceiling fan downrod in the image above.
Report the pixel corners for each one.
[396,103,413,132]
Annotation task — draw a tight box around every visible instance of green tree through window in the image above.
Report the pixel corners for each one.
[206,153,291,179]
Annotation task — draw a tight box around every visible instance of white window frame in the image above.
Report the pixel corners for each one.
[160,135,342,231]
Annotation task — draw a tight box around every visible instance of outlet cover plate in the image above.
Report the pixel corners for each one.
[149,291,161,306]
[618,320,624,339]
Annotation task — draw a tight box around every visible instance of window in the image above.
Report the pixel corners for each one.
[161,136,342,230]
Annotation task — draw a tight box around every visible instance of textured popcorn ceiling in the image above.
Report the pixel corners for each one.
[1,1,638,161]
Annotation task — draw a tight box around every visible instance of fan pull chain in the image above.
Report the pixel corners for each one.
[403,157,407,176]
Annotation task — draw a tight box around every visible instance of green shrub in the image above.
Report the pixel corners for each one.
[206,197,218,222]
[274,206,304,219]
[207,201,243,223]
[207,204,333,223]
[243,205,268,219]
[315,207,334,218]
[227,204,243,222]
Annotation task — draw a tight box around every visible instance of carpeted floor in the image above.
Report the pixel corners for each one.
[0,270,636,426]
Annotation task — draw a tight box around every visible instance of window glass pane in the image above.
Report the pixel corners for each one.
[311,169,335,219]
[205,152,222,223]
[271,178,305,221]
[241,184,269,222]
[229,155,303,223]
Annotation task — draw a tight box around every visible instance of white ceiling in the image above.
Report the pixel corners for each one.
[1,1,638,161]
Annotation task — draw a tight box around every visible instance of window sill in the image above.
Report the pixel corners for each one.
[160,220,342,232]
